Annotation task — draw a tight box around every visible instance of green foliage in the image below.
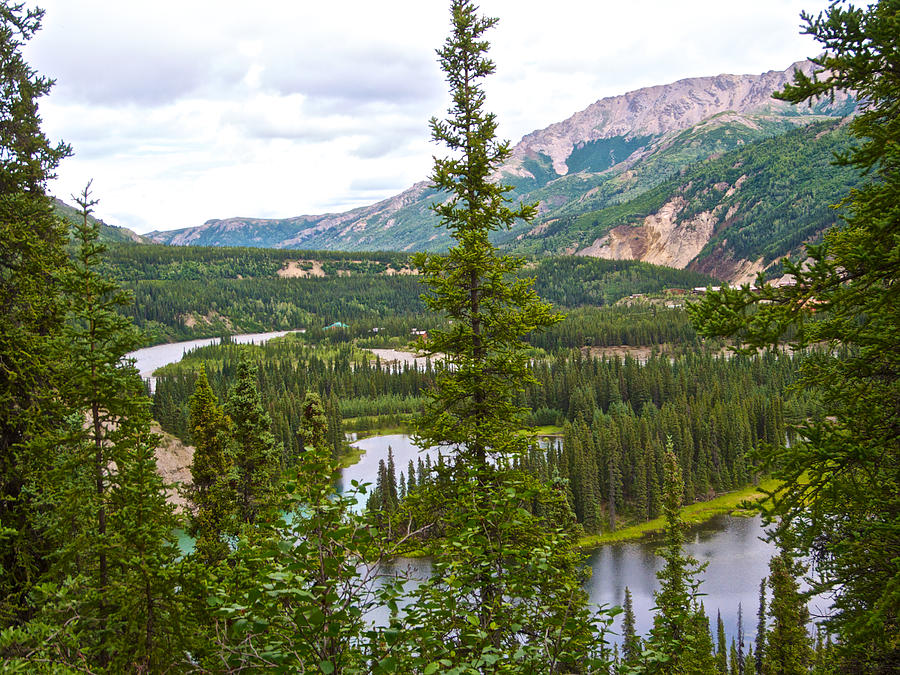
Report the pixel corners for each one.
[690,1,900,670]
[226,356,281,528]
[8,188,186,670]
[208,391,400,672]
[762,548,813,675]
[187,364,234,563]
[637,443,713,674]
[513,121,862,271]
[0,0,71,626]
[533,256,716,307]
[401,2,611,669]
[623,586,642,666]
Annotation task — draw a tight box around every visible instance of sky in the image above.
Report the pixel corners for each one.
[24,0,833,235]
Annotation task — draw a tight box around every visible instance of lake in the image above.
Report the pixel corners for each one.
[143,336,824,648]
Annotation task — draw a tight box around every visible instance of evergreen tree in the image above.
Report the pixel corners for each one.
[756,576,767,674]
[763,549,813,675]
[8,187,185,670]
[225,354,280,527]
[622,586,641,666]
[187,364,234,564]
[642,440,712,674]
[690,2,900,668]
[401,1,606,670]
[717,610,728,673]
[211,389,396,672]
[0,0,71,627]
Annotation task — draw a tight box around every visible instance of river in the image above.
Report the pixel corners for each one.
[346,433,830,647]
[128,330,296,392]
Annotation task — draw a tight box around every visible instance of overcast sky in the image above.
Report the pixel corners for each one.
[24,0,832,234]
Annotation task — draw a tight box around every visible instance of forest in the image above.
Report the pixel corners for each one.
[1,0,897,673]
[97,242,716,345]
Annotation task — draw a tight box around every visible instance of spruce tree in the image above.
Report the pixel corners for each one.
[12,187,184,670]
[763,549,813,675]
[756,577,767,674]
[211,390,391,672]
[0,0,71,627]
[401,1,605,670]
[717,610,728,673]
[225,354,280,528]
[642,440,712,674]
[622,586,641,666]
[188,364,234,564]
[690,2,900,668]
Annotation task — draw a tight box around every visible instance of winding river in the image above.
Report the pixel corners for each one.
[128,330,295,392]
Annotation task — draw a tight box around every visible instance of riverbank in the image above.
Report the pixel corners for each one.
[577,478,780,549]
[577,478,779,551]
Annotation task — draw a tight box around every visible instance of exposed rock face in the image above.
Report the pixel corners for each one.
[506,61,845,177]
[576,196,718,269]
[152,424,193,513]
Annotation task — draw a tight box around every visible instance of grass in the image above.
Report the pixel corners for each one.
[577,478,781,549]
[336,444,366,469]
[531,425,564,436]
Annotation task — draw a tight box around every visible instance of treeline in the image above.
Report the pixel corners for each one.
[99,242,716,346]
[530,305,702,351]
[125,275,427,344]
[101,242,410,281]
[366,349,808,534]
[532,351,804,531]
[152,338,430,459]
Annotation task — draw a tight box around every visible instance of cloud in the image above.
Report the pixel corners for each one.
[348,176,407,192]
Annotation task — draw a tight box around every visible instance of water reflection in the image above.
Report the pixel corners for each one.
[585,515,778,646]
[342,435,831,647]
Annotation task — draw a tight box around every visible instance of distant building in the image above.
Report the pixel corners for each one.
[325,321,349,330]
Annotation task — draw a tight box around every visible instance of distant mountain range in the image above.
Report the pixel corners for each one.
[137,61,860,283]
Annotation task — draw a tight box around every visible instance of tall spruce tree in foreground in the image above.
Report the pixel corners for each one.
[689,1,899,669]
[5,187,184,670]
[401,1,609,670]
[0,0,71,627]
[225,355,280,528]
[762,548,813,675]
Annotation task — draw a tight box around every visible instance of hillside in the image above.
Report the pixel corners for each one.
[513,120,862,282]
[102,243,716,345]
[53,198,150,244]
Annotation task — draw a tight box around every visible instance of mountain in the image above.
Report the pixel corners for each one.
[513,119,859,283]
[53,198,150,244]
[148,61,858,281]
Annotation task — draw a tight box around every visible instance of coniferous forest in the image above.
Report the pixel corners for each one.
[1,1,898,673]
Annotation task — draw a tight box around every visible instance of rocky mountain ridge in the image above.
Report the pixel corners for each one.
[147,61,857,282]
